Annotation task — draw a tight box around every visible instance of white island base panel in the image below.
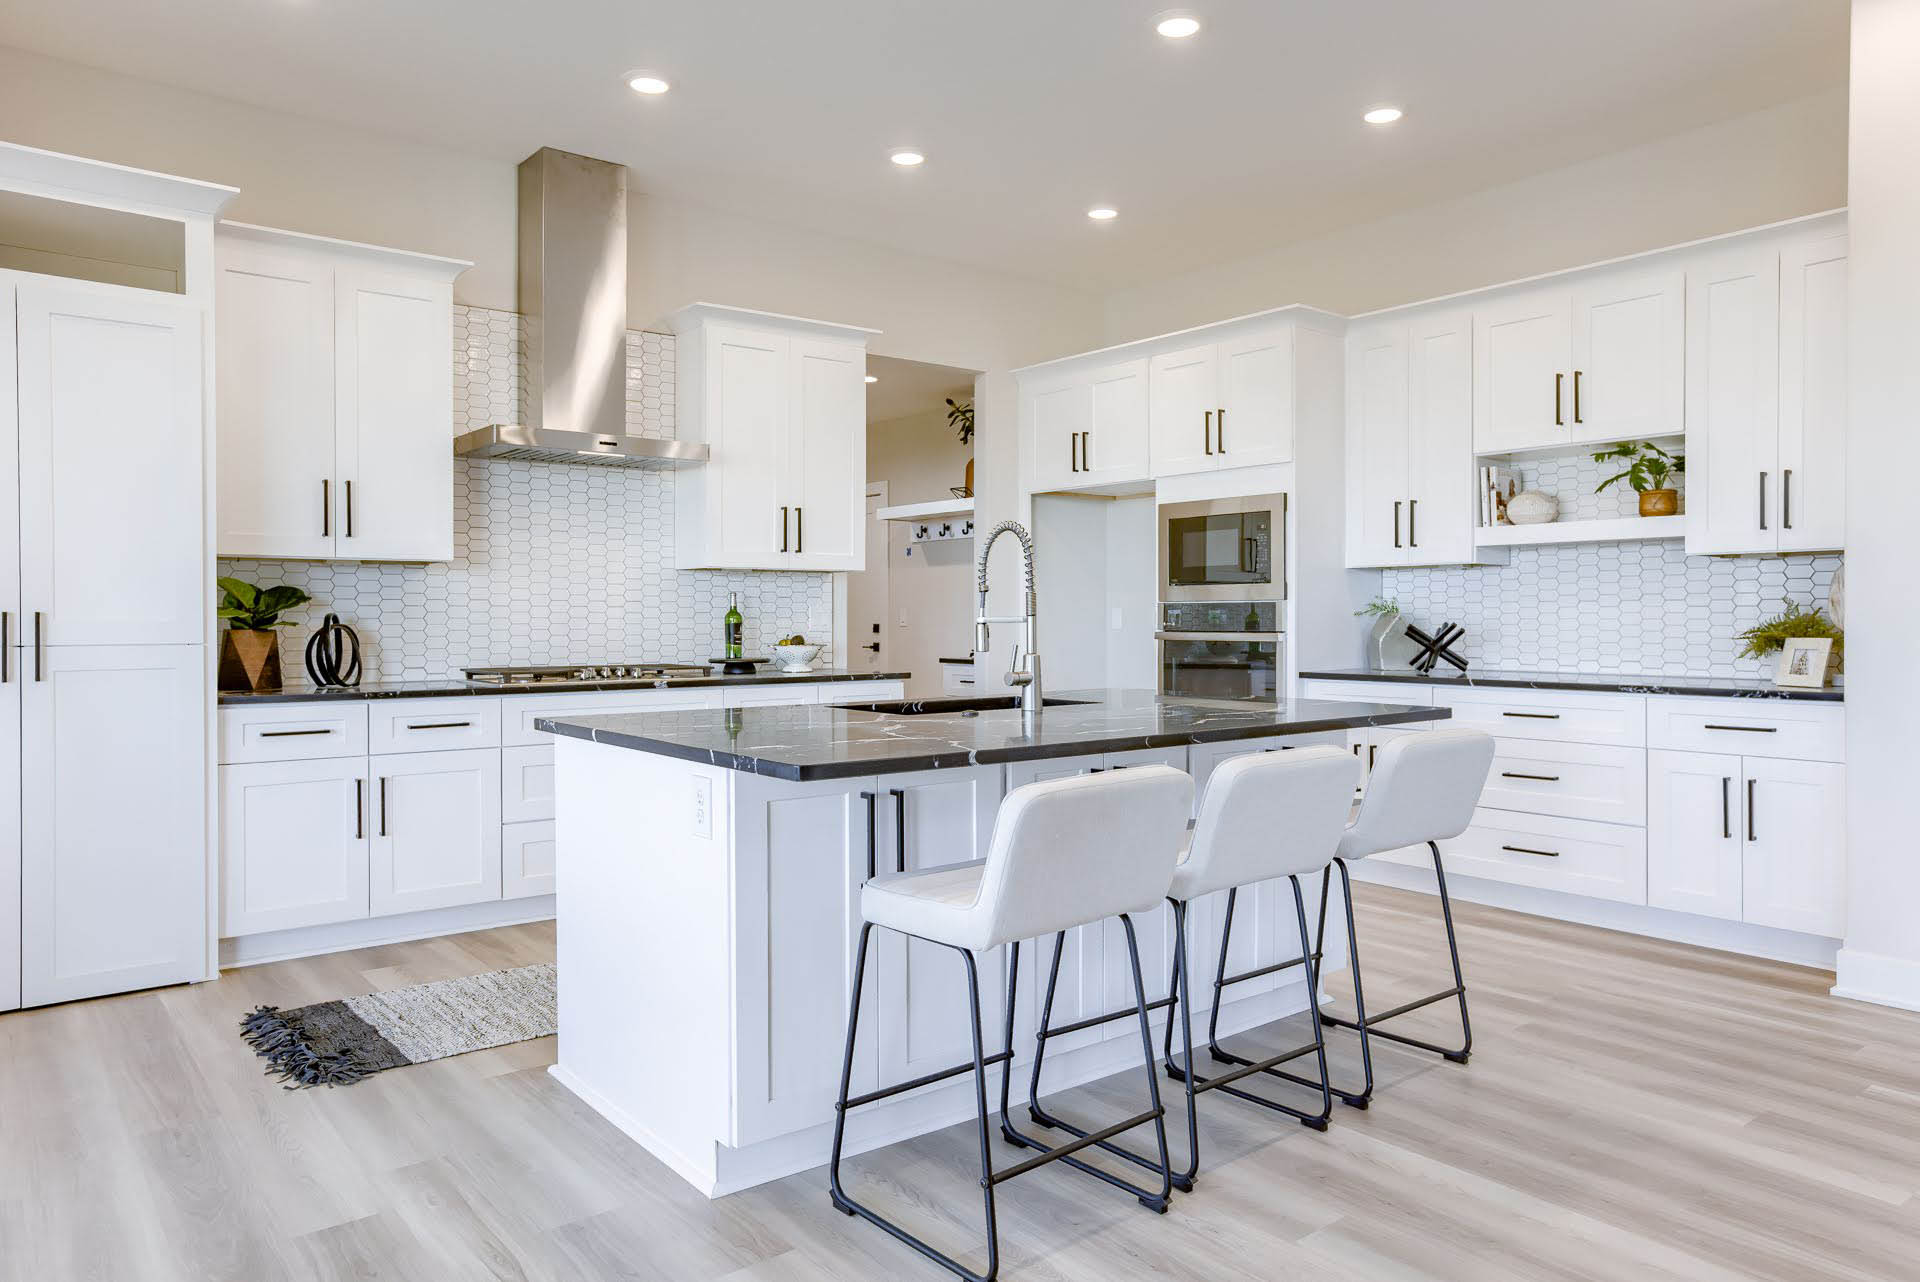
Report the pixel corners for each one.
[549,735,1343,1198]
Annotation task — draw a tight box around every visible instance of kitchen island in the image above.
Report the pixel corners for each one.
[537,690,1447,1196]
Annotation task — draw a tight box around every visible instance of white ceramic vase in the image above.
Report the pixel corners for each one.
[1506,490,1559,525]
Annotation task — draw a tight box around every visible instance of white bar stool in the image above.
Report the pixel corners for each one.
[1310,728,1495,1109]
[828,765,1194,1282]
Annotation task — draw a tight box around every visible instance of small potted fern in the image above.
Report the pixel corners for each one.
[217,576,312,693]
[1592,440,1686,516]
[1736,599,1843,679]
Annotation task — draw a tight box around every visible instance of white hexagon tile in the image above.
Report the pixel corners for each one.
[220,307,837,681]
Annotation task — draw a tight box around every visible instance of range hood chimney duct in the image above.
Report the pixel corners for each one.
[455,147,707,469]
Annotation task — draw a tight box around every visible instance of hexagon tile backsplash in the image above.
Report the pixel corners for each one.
[219,306,837,681]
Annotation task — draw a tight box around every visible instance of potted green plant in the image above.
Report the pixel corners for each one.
[1591,440,1687,516]
[217,576,312,693]
[947,398,976,496]
[1736,599,1844,673]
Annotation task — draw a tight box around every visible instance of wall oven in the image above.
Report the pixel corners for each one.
[1157,601,1283,705]
[1158,494,1286,604]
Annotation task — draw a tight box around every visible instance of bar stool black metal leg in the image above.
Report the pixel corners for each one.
[1290,876,1336,1128]
[1321,856,1377,1108]
[1431,841,1474,1063]
[1116,913,1174,1212]
[828,922,874,1219]
[1204,886,1238,1059]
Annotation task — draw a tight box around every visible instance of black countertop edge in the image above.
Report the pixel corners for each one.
[217,670,912,706]
[1300,668,1844,703]
[535,702,1448,782]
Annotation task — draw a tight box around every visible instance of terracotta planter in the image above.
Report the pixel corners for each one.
[219,628,283,693]
[1639,488,1680,517]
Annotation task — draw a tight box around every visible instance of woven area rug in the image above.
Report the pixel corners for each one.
[239,963,556,1088]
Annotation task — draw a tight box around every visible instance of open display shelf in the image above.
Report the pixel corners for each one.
[876,496,974,523]
[1474,514,1687,547]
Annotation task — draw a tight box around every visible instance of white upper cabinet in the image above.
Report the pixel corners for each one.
[1148,327,1294,478]
[1025,356,1150,492]
[1687,225,1847,556]
[1345,311,1475,567]
[1147,344,1217,477]
[672,304,874,571]
[215,223,468,563]
[1474,285,1572,453]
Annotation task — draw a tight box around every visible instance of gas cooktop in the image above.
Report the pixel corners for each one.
[463,662,712,687]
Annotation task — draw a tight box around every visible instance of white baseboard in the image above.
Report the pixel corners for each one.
[1832,948,1920,1013]
[1348,860,1839,971]
[219,897,556,968]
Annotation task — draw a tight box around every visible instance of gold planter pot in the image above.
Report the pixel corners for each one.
[219,628,283,693]
[1639,488,1680,517]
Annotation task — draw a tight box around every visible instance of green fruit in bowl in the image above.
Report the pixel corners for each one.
[782,634,807,646]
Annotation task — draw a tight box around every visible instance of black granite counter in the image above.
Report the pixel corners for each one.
[1300,667,1844,703]
[535,689,1448,781]
[217,669,910,706]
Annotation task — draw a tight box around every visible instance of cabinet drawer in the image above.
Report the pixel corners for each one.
[1374,808,1646,904]
[502,744,555,823]
[1480,738,1647,825]
[818,680,907,705]
[1432,687,1645,747]
[503,820,556,899]
[1646,696,1844,762]
[941,664,979,694]
[500,688,722,746]
[367,698,501,754]
[722,683,820,708]
[220,702,369,764]
[1300,679,1433,706]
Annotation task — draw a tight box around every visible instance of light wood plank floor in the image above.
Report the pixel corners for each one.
[4,885,1918,1281]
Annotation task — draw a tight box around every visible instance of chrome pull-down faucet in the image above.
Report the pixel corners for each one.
[975,520,1042,714]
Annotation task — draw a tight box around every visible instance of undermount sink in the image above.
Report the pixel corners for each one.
[838,696,1096,716]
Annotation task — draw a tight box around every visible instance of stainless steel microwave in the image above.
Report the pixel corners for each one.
[1158,493,1287,604]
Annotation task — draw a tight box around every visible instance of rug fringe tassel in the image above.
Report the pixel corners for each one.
[238,1005,372,1089]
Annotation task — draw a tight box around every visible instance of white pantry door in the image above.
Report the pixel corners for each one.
[0,282,15,1011]
[15,280,205,646]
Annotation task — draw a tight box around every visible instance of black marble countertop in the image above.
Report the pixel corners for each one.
[1300,667,1844,703]
[217,668,910,706]
[534,688,1449,781]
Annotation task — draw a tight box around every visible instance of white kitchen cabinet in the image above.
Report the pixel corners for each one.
[1474,285,1573,454]
[20,645,207,1006]
[874,765,1006,1088]
[0,665,14,1009]
[1741,756,1846,937]
[215,223,467,562]
[1345,312,1476,567]
[1687,227,1849,556]
[502,820,557,900]
[672,305,874,571]
[1148,328,1293,478]
[221,758,370,936]
[1024,357,1151,492]
[1646,749,1743,921]
[368,747,502,916]
[16,279,207,645]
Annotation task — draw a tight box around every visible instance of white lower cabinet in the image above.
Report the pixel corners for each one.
[1416,808,1648,905]
[502,820,557,900]
[368,748,502,916]
[1646,750,1744,921]
[222,758,371,935]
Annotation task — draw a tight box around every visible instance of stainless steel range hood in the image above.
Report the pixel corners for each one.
[454,148,708,470]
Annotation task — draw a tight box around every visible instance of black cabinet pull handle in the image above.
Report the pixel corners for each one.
[1408,498,1417,548]
[378,776,388,836]
[796,507,803,554]
[261,728,334,738]
[1393,500,1402,549]
[1502,844,1559,858]
[1783,469,1793,530]
[1758,471,1768,531]
[344,480,354,538]
[406,720,472,730]
[1501,771,1561,782]
[33,611,43,682]
[355,778,365,840]
[1721,776,1731,840]
[889,788,907,874]
[322,479,330,538]
[1554,372,1564,426]
[1,611,10,684]
[1747,778,1756,843]
[1069,432,1078,473]
[1704,724,1776,733]
[1502,711,1560,719]
[1216,407,1225,453]
[860,791,877,881]
[1204,409,1213,455]
[1368,744,1377,769]
[780,506,789,552]
[1079,430,1090,471]
[1573,369,1583,424]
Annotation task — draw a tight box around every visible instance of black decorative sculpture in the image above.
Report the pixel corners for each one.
[303,613,362,688]
[1403,621,1469,674]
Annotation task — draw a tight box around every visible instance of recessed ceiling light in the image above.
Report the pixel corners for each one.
[864,375,879,384]
[890,149,925,167]
[1087,207,1119,221]
[1363,106,1404,125]
[1155,13,1201,38]
[625,72,670,95]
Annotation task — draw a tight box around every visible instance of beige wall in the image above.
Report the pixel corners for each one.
[867,407,975,698]
[1101,90,1849,343]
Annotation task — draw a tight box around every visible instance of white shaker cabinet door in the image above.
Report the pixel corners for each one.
[708,324,791,568]
[1685,250,1780,555]
[787,337,866,572]
[1405,311,1476,566]
[1777,231,1849,554]
[1646,750,1742,922]
[333,268,454,562]
[1148,344,1219,478]
[368,747,502,916]
[1025,370,1088,492]
[216,244,336,558]
[21,645,208,1006]
[1344,322,1410,568]
[1216,327,1293,469]
[0,285,14,1009]
[1569,269,1685,444]
[221,758,371,936]
[1473,286,1572,453]
[1741,757,1846,938]
[15,281,206,645]
[1079,358,1151,488]
[0,668,16,1012]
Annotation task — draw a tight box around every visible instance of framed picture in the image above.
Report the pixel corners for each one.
[1774,637,1835,688]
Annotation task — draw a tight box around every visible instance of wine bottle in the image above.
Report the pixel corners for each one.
[724,592,744,660]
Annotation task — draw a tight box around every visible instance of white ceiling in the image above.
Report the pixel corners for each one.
[0,1,1848,292]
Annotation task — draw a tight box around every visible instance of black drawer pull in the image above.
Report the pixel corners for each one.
[859,791,877,882]
[261,728,334,738]
[890,789,907,874]
[1703,724,1777,733]
[1501,771,1561,782]
[1502,844,1560,858]
[1502,711,1561,720]
[406,720,473,730]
